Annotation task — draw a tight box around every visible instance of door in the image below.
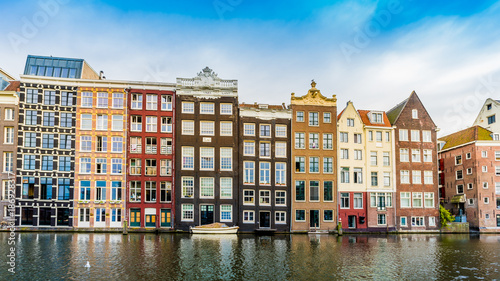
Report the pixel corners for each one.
[310,210,320,228]
[130,209,141,227]
[145,215,156,227]
[348,215,356,228]
[259,211,271,228]
[200,205,214,225]
[160,209,171,227]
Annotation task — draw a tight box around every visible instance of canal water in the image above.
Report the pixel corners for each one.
[1,232,499,280]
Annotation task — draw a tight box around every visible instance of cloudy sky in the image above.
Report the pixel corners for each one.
[2,0,500,136]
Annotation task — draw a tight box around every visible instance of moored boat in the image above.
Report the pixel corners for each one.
[190,223,239,234]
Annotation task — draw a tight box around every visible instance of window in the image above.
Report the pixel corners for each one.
[244,161,255,184]
[411,217,424,227]
[244,123,255,136]
[352,193,363,209]
[80,136,92,151]
[467,183,473,190]
[482,151,488,158]
[354,149,362,160]
[309,157,319,173]
[181,120,194,135]
[455,155,462,165]
[112,92,124,109]
[220,103,232,115]
[368,131,373,141]
[371,112,383,123]
[3,152,13,173]
[60,113,72,127]
[111,159,123,174]
[244,141,255,156]
[96,114,108,130]
[4,108,13,121]
[160,159,172,176]
[131,116,142,132]
[322,112,331,123]
[43,90,56,105]
[296,210,305,221]
[400,149,409,162]
[59,134,72,150]
[400,217,407,227]
[160,138,172,154]
[401,192,410,207]
[243,211,255,223]
[220,178,232,199]
[497,166,500,176]
[145,159,157,176]
[466,167,473,175]
[399,129,408,141]
[376,131,382,142]
[371,172,378,186]
[295,157,305,173]
[161,117,172,133]
[24,154,36,170]
[484,197,490,204]
[161,95,172,111]
[456,170,463,180]
[412,192,422,207]
[323,157,333,173]
[295,181,305,201]
[412,109,418,119]
[412,149,421,162]
[340,193,349,208]
[182,204,194,221]
[182,177,194,198]
[341,167,350,183]
[340,148,349,160]
[275,211,286,224]
[79,208,90,223]
[378,214,386,225]
[145,181,156,202]
[97,92,108,108]
[401,170,410,184]
[424,192,434,208]
[26,88,38,103]
[309,133,319,149]
[354,133,362,144]
[4,127,14,144]
[93,136,107,152]
[58,156,71,172]
[383,152,390,166]
[324,181,333,202]
[259,190,271,205]
[220,147,232,170]
[43,112,55,126]
[243,190,255,205]
[200,177,214,198]
[309,112,319,126]
[199,147,214,170]
[146,94,157,110]
[200,121,214,135]
[260,142,270,157]
[200,103,214,114]
[309,181,319,201]
[424,171,433,184]
[412,170,422,184]
[295,132,305,149]
[423,150,432,162]
[296,111,304,122]
[79,181,91,201]
[275,142,286,158]
[411,130,420,142]
[182,102,194,113]
[422,130,431,142]
[347,118,354,127]
[220,121,233,136]
[371,151,377,165]
[260,124,271,137]
[340,132,348,143]
[353,168,363,183]
[130,181,141,202]
[95,181,106,201]
[25,110,38,125]
[220,205,232,222]
[384,172,390,186]
[129,159,141,175]
[111,137,123,153]
[96,158,107,174]
[271,191,286,206]
[323,133,333,149]
[496,151,500,161]
[482,166,488,172]
[260,162,271,185]
[276,125,287,137]
[385,132,390,142]
[468,198,474,205]
[488,115,496,124]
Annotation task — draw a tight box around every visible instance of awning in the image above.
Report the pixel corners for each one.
[451,195,466,204]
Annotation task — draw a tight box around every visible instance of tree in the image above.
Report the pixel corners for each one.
[440,205,455,228]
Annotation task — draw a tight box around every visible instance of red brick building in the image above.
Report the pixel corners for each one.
[127,89,175,229]
[387,91,439,230]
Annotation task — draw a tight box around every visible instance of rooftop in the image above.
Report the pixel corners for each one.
[438,125,493,150]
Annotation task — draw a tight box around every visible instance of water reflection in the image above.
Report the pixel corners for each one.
[1,233,499,280]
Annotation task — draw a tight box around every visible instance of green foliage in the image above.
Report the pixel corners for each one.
[440,205,455,228]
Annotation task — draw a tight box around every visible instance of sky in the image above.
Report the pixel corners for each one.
[2,0,500,136]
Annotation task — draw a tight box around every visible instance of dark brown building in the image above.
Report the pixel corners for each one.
[238,103,292,232]
[387,91,439,230]
[174,67,239,231]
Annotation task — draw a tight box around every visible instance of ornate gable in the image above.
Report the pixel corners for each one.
[291,80,336,106]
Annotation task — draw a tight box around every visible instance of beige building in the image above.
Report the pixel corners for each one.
[291,81,337,232]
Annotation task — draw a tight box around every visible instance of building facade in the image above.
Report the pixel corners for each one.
[473,98,500,135]
[174,67,239,231]
[291,81,337,232]
[127,88,175,229]
[387,91,439,230]
[438,126,500,232]
[238,103,292,232]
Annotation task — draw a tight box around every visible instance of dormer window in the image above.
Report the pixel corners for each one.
[412,109,418,119]
[487,104,492,110]
[370,112,383,123]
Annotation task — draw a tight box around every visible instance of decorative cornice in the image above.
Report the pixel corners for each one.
[290,80,337,106]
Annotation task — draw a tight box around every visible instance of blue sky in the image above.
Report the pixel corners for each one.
[1,0,500,136]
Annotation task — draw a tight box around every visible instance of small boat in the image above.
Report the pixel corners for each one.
[190,223,239,234]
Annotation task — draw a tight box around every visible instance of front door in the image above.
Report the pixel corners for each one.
[200,205,214,225]
[145,215,156,227]
[310,210,320,228]
[259,211,271,228]
[348,215,356,228]
[130,209,141,227]
[160,209,171,227]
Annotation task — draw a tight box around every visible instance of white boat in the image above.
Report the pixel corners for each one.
[190,223,239,234]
